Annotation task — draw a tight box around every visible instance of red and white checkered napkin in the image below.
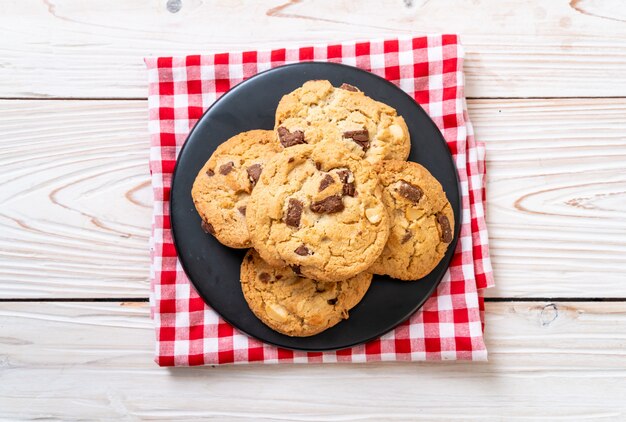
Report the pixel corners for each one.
[145,35,494,366]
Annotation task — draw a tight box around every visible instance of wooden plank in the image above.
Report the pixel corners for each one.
[1,0,626,98]
[471,98,626,297]
[0,100,152,298]
[0,301,625,420]
[1,98,625,298]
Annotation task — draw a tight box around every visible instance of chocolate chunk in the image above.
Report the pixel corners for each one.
[318,174,335,192]
[277,126,306,148]
[343,182,355,197]
[275,274,283,280]
[327,298,338,305]
[339,83,358,92]
[401,230,412,244]
[294,245,312,256]
[259,272,271,283]
[310,195,344,214]
[397,181,423,203]
[288,157,295,163]
[290,265,302,276]
[337,170,356,197]
[343,129,370,151]
[246,164,262,186]
[237,206,246,216]
[284,198,303,228]
[437,212,453,243]
[315,162,322,170]
[201,221,215,235]
[206,168,215,177]
[219,161,234,175]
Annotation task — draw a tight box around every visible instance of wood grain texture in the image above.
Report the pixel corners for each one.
[470,98,626,298]
[2,1,625,418]
[2,99,625,298]
[1,0,626,98]
[0,101,152,298]
[0,301,625,420]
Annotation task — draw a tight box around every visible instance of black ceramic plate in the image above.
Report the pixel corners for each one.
[171,62,460,352]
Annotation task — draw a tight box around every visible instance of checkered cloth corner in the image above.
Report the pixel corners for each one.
[145,34,493,366]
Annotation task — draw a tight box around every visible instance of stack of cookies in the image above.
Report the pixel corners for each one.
[192,80,454,337]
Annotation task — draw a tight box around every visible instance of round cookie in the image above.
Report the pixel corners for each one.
[275,80,410,164]
[246,142,390,282]
[191,130,282,248]
[369,160,455,280]
[240,249,372,337]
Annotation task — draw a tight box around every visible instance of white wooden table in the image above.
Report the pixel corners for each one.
[1,1,626,419]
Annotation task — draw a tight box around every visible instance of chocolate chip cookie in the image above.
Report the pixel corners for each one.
[240,249,372,337]
[246,142,390,282]
[369,160,455,280]
[275,80,410,164]
[191,130,282,248]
